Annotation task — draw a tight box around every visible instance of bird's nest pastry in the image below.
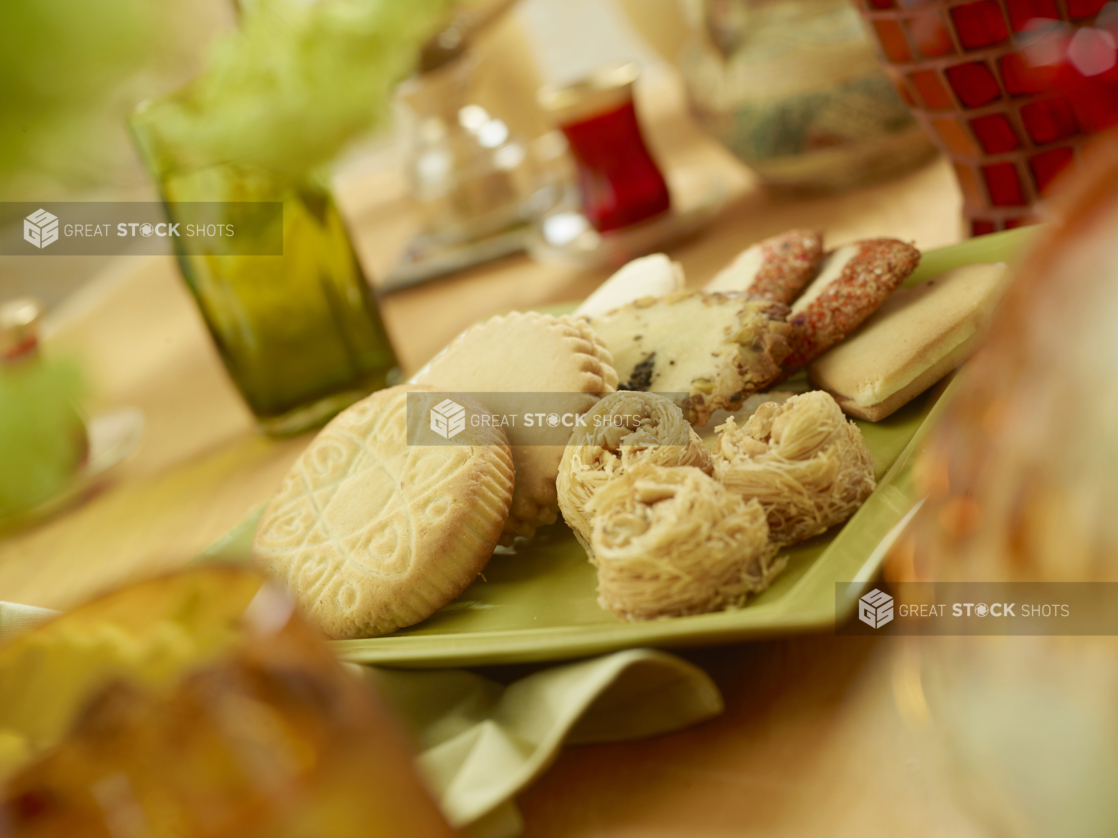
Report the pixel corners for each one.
[557,391,713,552]
[714,391,875,546]
[586,463,779,621]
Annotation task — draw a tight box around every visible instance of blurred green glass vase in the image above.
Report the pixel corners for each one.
[129,95,400,437]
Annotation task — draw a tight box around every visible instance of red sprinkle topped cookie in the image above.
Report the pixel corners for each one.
[705,229,825,304]
[783,239,920,370]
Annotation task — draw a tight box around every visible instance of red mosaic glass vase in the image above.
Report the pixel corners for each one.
[855,0,1118,235]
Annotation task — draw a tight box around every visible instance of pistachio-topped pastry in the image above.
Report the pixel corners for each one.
[714,390,875,546]
[557,391,713,553]
[589,291,792,426]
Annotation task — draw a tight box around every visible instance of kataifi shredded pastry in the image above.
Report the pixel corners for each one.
[586,464,779,621]
[557,391,713,553]
[714,390,876,546]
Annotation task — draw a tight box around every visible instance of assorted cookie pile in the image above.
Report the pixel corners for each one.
[253,228,1013,637]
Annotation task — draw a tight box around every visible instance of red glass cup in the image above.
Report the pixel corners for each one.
[539,61,671,233]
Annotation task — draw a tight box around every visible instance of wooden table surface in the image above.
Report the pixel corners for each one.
[0,73,987,837]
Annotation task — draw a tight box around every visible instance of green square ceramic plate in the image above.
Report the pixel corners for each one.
[200,228,1035,667]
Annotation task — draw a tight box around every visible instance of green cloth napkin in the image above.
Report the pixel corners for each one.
[0,600,722,837]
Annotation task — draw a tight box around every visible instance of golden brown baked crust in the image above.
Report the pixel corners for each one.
[808,262,1011,421]
[253,384,514,639]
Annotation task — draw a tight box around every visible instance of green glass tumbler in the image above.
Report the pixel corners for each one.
[129,95,400,437]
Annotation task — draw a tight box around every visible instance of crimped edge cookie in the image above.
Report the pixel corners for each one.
[415,311,617,543]
[252,384,515,639]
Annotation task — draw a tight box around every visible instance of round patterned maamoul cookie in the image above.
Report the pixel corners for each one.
[557,391,713,555]
[414,311,618,543]
[252,384,514,639]
[714,390,875,546]
[586,464,780,621]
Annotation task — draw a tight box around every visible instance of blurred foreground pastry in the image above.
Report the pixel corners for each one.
[253,385,514,639]
[704,229,825,303]
[784,239,920,368]
[415,311,617,541]
[557,391,713,552]
[586,463,778,621]
[590,292,792,426]
[714,391,875,545]
[0,568,455,838]
[809,262,1011,421]
[575,253,685,319]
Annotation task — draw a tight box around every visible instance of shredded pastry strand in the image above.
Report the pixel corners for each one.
[557,391,713,553]
[714,391,876,546]
[587,464,780,621]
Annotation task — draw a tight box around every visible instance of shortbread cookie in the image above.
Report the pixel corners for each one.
[809,262,1011,421]
[783,239,920,369]
[415,312,617,542]
[557,391,713,553]
[705,229,825,303]
[575,253,685,319]
[589,291,792,426]
[714,391,875,546]
[253,385,514,639]
[586,463,778,621]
